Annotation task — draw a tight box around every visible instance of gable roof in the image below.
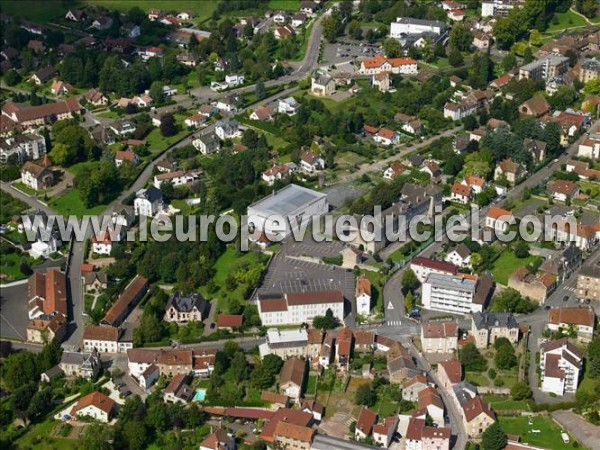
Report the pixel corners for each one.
[422,321,458,339]
[463,395,495,422]
[280,357,306,387]
[216,314,243,328]
[548,306,595,327]
[274,421,315,443]
[438,360,462,384]
[71,391,115,416]
[356,407,378,435]
[487,206,512,220]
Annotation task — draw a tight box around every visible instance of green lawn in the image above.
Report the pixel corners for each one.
[12,182,38,196]
[68,161,101,176]
[578,180,600,199]
[0,252,36,282]
[306,375,318,396]
[268,0,300,9]
[0,1,69,21]
[482,394,530,411]
[498,415,579,450]
[491,251,543,286]
[145,117,190,152]
[14,419,80,450]
[465,372,490,387]
[545,10,588,33]
[49,189,106,218]
[98,110,121,119]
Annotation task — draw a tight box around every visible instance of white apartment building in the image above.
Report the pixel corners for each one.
[0,133,46,163]
[422,273,486,314]
[257,290,344,326]
[481,0,523,17]
[83,325,122,353]
[540,338,584,396]
[258,328,309,359]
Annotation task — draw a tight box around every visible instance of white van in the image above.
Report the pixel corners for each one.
[561,432,570,444]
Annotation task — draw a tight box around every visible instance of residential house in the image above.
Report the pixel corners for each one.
[21,161,54,191]
[114,150,139,168]
[383,163,406,180]
[184,113,207,128]
[494,158,525,185]
[355,276,372,316]
[418,386,445,425]
[387,343,420,383]
[547,180,579,202]
[373,415,399,448]
[29,66,56,85]
[353,331,375,354]
[577,266,600,301]
[451,181,471,204]
[134,187,163,216]
[540,338,584,396]
[164,374,194,404]
[215,120,240,139]
[437,360,462,389]
[300,1,318,15]
[311,70,336,96]
[278,97,300,115]
[335,327,354,368]
[164,292,208,323]
[319,334,334,367]
[524,138,547,163]
[518,56,570,81]
[262,162,296,185]
[156,349,193,377]
[59,350,101,379]
[519,96,551,117]
[91,230,119,255]
[402,375,430,402]
[301,400,324,422]
[216,94,243,112]
[279,356,307,403]
[443,100,477,120]
[26,269,67,339]
[70,392,115,423]
[109,119,136,136]
[508,267,555,303]
[420,322,458,354]
[538,246,582,285]
[473,30,492,49]
[199,428,236,450]
[65,8,86,21]
[421,161,441,180]
[374,128,400,146]
[193,133,221,155]
[462,395,496,437]
[405,418,451,450]
[122,23,140,38]
[445,244,472,268]
[84,88,108,106]
[274,25,295,39]
[548,307,596,343]
[250,106,274,121]
[485,206,514,234]
[578,135,600,159]
[274,422,315,450]
[50,80,73,96]
[355,408,378,440]
[26,314,66,345]
[292,13,307,28]
[395,113,424,136]
[82,271,108,294]
[300,150,325,173]
[372,72,391,92]
[471,312,519,349]
[153,170,201,189]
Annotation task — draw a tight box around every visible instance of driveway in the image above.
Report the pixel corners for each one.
[552,410,600,449]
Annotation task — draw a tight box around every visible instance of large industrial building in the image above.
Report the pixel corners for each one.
[247,184,328,241]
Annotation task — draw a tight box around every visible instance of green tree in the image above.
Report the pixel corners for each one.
[481,422,508,450]
[514,241,530,258]
[495,344,517,370]
[348,20,363,40]
[322,16,338,42]
[404,291,414,312]
[160,113,177,137]
[2,351,39,389]
[401,268,419,293]
[81,423,113,450]
[355,383,376,406]
[312,308,340,330]
[510,381,532,400]
[50,142,72,167]
[459,343,487,371]
[255,79,266,100]
[501,53,517,72]
[4,69,20,86]
[223,341,241,359]
[449,48,464,67]
[384,38,403,58]
[588,337,600,378]
[449,23,473,52]
[149,81,165,105]
[230,351,250,382]
[523,46,534,64]
[491,288,537,313]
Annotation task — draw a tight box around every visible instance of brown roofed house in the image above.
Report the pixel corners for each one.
[279,356,307,402]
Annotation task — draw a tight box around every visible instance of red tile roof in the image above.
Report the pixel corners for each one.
[438,360,462,384]
[411,257,458,274]
[216,314,243,328]
[71,391,115,416]
[356,407,378,436]
[548,307,595,327]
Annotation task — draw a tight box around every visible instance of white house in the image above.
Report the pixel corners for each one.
[300,151,325,173]
[70,392,115,423]
[153,170,201,189]
[20,161,54,191]
[278,97,300,115]
[192,133,221,155]
[215,120,240,139]
[91,230,120,255]
[485,207,513,234]
[548,307,596,343]
[356,276,372,316]
[225,74,245,87]
[389,17,446,38]
[540,338,584,396]
[445,244,472,268]
[184,113,207,128]
[374,128,400,146]
[133,187,163,217]
[83,325,121,354]
[443,101,477,120]
[114,150,139,168]
[373,415,399,448]
[420,322,458,354]
[577,136,600,160]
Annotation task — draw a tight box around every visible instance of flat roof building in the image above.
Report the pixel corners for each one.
[422,273,493,314]
[248,184,328,240]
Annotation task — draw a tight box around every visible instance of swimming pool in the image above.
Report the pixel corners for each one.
[194,388,207,401]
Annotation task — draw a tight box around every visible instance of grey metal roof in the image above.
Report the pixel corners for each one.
[136,186,163,202]
[248,184,327,217]
[424,273,477,292]
[312,434,381,450]
[472,312,518,330]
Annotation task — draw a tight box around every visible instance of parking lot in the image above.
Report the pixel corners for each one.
[322,41,382,66]
[0,282,29,341]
